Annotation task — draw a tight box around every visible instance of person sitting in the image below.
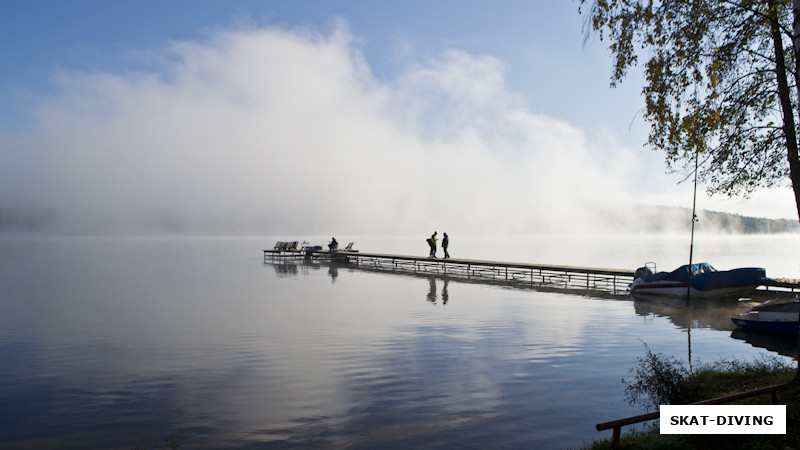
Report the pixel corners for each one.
[329,237,339,252]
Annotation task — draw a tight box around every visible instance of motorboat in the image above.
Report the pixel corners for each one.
[630,262,770,299]
[730,300,799,335]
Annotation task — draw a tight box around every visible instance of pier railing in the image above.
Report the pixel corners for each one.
[760,279,800,295]
[595,382,793,449]
[264,249,635,295]
[264,247,800,296]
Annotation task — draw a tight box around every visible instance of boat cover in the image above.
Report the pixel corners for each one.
[637,263,767,291]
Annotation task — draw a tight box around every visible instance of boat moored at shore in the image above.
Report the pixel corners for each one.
[730,300,799,335]
[630,263,771,299]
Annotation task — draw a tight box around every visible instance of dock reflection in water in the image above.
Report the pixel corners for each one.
[632,293,799,360]
[277,257,798,367]
[631,294,753,331]
[288,257,800,365]
[1,237,796,449]
[731,328,799,359]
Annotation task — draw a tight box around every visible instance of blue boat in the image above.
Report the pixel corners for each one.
[630,263,770,298]
[731,300,799,335]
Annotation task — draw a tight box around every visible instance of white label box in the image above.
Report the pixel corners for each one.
[660,405,786,434]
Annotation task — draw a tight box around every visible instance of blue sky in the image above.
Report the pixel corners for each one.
[1,1,796,235]
[1,2,633,131]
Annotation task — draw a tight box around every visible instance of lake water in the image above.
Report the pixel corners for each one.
[0,234,798,449]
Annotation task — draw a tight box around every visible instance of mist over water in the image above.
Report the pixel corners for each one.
[0,235,796,448]
[2,22,796,237]
[4,12,800,449]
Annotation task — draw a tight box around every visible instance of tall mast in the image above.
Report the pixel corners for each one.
[687,149,699,301]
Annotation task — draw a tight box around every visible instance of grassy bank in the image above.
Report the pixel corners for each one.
[586,349,799,449]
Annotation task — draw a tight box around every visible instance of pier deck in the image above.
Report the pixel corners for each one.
[264,248,636,294]
[264,247,800,297]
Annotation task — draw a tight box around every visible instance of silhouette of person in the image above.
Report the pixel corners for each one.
[427,276,437,303]
[429,231,438,258]
[328,264,338,282]
[442,232,450,259]
[329,237,338,251]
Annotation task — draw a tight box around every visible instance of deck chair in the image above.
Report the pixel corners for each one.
[273,241,283,251]
[287,241,299,251]
[343,242,355,251]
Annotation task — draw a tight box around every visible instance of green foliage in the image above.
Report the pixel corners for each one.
[671,355,794,404]
[623,346,794,410]
[623,345,689,409]
[586,351,799,449]
[588,383,800,449]
[580,0,798,199]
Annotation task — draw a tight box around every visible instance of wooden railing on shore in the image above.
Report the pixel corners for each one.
[595,382,794,449]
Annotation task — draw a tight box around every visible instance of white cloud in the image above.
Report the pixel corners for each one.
[1,22,795,236]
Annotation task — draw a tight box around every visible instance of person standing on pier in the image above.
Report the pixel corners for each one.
[442,232,449,259]
[428,231,438,258]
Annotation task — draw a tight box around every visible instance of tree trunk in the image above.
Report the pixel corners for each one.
[774,0,800,379]
[794,0,800,382]
[794,0,800,117]
[772,5,800,220]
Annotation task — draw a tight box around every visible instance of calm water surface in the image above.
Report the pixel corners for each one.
[0,235,797,448]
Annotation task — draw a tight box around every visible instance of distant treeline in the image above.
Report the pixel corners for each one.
[634,205,800,234]
[0,204,796,235]
[0,207,56,231]
[700,209,800,233]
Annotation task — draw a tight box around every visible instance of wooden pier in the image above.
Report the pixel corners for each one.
[263,247,636,295]
[264,244,800,297]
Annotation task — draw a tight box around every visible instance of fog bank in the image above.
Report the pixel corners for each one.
[1,23,794,236]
